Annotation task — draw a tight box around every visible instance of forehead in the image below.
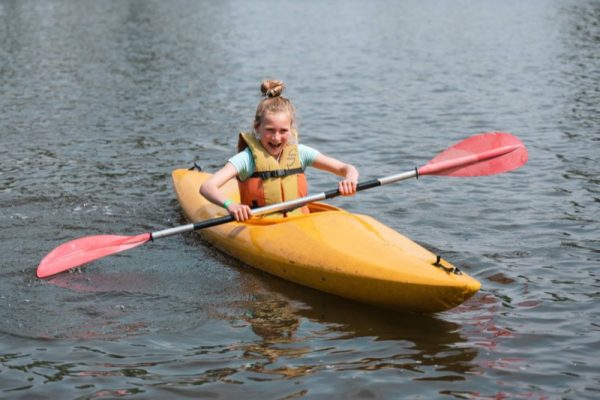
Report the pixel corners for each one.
[261,111,293,126]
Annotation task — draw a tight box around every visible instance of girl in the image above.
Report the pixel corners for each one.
[200,79,359,222]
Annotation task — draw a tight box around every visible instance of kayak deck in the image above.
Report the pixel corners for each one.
[172,168,480,313]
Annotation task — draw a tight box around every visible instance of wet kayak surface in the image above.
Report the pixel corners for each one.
[1,0,598,398]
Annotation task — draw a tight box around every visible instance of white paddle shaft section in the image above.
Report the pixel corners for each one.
[377,170,418,186]
[151,223,197,239]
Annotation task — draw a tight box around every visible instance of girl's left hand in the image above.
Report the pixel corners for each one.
[338,178,358,196]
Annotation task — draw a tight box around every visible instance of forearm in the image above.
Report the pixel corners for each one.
[199,162,239,208]
[199,181,229,208]
[311,154,359,196]
[199,163,252,221]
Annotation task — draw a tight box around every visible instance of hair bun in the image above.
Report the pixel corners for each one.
[261,79,285,98]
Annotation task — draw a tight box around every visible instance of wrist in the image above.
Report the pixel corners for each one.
[223,199,234,209]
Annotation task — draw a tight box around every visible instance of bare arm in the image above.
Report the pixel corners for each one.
[311,154,359,195]
[199,162,253,221]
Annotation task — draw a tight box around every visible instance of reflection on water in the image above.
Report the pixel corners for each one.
[6,267,478,387]
[209,274,480,383]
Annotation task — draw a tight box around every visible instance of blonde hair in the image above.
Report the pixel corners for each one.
[254,79,296,127]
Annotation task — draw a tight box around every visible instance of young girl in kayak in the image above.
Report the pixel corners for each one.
[200,79,359,222]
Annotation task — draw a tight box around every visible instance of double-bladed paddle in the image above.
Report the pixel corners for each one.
[37,131,528,278]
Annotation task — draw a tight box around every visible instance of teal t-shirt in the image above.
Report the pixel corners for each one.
[228,145,320,181]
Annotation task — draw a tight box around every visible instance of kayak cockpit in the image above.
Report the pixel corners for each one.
[242,202,344,226]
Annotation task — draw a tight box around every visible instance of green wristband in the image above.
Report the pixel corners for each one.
[223,199,233,209]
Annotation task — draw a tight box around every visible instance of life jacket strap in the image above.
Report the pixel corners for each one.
[250,167,305,180]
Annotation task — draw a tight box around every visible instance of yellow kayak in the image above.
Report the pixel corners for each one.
[172,168,480,313]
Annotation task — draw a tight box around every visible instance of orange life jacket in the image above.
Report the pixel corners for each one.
[237,131,309,216]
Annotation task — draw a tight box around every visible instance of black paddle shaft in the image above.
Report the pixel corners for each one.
[324,178,383,199]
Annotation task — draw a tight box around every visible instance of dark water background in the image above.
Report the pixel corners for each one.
[1,0,599,398]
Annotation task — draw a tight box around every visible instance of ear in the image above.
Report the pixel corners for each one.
[253,121,261,133]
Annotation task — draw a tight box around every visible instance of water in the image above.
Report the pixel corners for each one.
[1,0,599,398]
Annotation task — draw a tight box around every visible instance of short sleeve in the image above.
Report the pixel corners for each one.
[227,148,255,181]
[298,144,320,167]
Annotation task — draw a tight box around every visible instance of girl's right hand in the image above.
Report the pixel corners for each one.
[226,202,253,222]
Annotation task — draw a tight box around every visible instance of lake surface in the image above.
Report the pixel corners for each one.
[1,0,599,398]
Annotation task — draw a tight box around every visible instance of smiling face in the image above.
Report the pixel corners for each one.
[255,111,293,157]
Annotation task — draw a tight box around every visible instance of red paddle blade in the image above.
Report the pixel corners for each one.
[418,132,528,177]
[36,233,151,278]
